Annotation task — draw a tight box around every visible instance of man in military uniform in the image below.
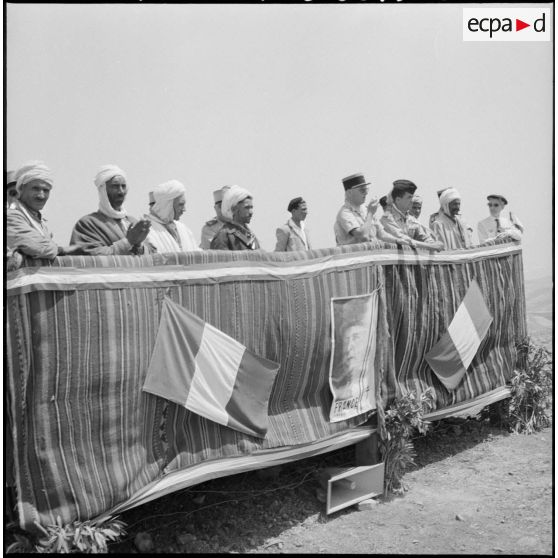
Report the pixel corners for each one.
[200,185,231,249]
[381,179,442,250]
[210,185,260,251]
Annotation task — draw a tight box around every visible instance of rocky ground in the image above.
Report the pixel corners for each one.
[107,418,553,555]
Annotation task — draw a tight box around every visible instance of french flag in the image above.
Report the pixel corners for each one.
[143,297,280,438]
[425,280,493,391]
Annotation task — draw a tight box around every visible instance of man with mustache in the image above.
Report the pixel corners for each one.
[7,161,83,263]
[430,187,473,250]
[210,185,261,251]
[71,164,151,255]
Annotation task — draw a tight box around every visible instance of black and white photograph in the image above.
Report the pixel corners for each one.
[5,2,552,554]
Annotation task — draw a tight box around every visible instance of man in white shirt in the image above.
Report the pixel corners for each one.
[477,194,523,244]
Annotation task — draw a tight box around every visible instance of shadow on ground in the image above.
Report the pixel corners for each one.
[109,446,359,553]
[412,417,511,470]
[108,416,510,553]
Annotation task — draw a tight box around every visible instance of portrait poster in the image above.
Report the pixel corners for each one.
[329,289,379,423]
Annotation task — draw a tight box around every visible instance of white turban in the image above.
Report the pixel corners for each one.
[439,188,461,216]
[150,180,186,224]
[412,194,422,203]
[94,164,127,189]
[221,185,252,220]
[15,161,53,193]
[94,164,128,219]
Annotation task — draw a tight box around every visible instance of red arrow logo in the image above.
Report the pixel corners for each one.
[516,19,530,31]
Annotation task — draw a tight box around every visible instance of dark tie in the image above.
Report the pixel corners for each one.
[495,218,501,233]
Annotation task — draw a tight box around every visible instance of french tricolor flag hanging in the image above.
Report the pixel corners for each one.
[425,280,493,391]
[143,297,280,438]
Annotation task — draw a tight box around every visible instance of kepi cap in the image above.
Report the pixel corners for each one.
[342,173,370,191]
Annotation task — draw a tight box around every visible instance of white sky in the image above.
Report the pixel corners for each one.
[6,3,553,280]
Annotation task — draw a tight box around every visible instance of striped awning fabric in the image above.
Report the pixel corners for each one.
[6,240,527,531]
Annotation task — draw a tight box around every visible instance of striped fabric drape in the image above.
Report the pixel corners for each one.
[6,240,527,531]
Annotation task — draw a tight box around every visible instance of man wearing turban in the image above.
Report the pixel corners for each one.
[144,180,200,253]
[70,165,151,255]
[199,186,231,249]
[430,188,474,250]
[275,197,312,251]
[380,180,441,250]
[428,187,450,229]
[409,194,423,219]
[5,170,18,211]
[210,185,261,250]
[7,161,83,261]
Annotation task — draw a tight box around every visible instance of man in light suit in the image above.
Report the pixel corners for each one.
[477,194,523,244]
[275,197,311,251]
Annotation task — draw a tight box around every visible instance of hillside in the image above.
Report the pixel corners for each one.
[525,276,552,351]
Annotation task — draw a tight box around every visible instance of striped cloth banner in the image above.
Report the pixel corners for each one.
[143,297,279,438]
[425,280,493,390]
[5,239,526,531]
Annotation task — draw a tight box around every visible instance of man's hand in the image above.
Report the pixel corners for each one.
[395,237,411,246]
[367,198,380,216]
[58,244,91,256]
[7,250,23,271]
[127,219,152,247]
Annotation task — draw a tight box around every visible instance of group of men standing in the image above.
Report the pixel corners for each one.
[329,172,522,252]
[5,162,523,267]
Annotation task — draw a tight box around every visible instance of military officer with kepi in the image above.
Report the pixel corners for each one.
[200,186,231,249]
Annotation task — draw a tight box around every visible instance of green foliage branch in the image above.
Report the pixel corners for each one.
[6,516,127,554]
[380,388,434,495]
[508,337,553,434]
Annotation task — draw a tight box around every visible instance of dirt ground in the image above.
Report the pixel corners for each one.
[107,418,553,555]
